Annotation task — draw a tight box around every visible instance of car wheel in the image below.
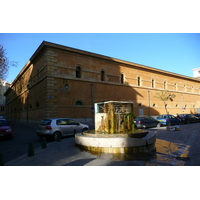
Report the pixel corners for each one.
[157,123,161,127]
[142,125,147,129]
[134,125,137,129]
[82,128,88,133]
[53,131,61,141]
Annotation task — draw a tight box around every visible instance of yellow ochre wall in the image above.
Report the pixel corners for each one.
[4,41,200,124]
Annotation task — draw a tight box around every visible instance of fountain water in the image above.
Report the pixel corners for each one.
[75,101,156,154]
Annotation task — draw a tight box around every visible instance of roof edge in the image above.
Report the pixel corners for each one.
[37,41,198,82]
[9,41,200,89]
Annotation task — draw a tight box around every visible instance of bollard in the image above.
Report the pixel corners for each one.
[0,154,4,166]
[28,143,34,157]
[41,137,47,149]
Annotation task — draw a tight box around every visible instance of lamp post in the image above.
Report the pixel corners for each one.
[147,90,150,116]
[26,84,30,123]
[91,84,94,124]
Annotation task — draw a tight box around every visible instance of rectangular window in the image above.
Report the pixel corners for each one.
[101,70,105,81]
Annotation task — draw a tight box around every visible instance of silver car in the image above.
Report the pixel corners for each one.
[36,118,89,140]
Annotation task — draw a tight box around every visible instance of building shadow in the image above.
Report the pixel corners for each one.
[5,41,160,123]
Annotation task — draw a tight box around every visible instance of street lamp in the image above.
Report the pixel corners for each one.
[168,94,175,101]
[64,84,69,90]
[26,84,30,123]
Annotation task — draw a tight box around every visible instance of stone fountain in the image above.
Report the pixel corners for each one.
[75,101,156,154]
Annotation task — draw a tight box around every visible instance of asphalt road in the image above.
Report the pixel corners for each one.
[0,122,47,163]
[0,121,84,164]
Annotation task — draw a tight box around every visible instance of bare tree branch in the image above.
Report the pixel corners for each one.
[154,90,175,115]
[0,44,18,80]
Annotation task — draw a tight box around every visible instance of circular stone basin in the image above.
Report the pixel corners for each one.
[75,129,156,154]
[82,129,148,138]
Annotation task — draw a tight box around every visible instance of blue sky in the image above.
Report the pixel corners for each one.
[1,33,200,83]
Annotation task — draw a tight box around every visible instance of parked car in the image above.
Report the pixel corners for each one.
[134,116,160,129]
[0,119,13,139]
[36,118,89,140]
[179,114,199,124]
[193,114,200,122]
[156,114,180,126]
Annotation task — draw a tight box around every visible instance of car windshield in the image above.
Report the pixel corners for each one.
[39,119,51,125]
[134,117,140,120]
[157,115,166,118]
[0,120,9,126]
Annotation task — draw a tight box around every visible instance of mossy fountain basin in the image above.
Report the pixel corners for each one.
[75,129,156,154]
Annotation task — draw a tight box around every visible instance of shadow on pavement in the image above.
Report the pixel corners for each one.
[63,158,96,166]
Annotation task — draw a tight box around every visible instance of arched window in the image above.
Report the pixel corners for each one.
[164,81,166,89]
[75,101,83,105]
[138,77,141,86]
[36,101,40,107]
[76,66,81,78]
[101,70,105,81]
[1,106,4,111]
[120,74,124,84]
[37,68,40,80]
[152,79,154,88]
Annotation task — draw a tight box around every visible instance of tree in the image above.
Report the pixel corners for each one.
[155,90,169,115]
[154,90,175,115]
[0,44,18,80]
[154,90,175,127]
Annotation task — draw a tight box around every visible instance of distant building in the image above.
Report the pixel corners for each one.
[0,79,10,117]
[4,41,200,124]
[192,68,200,79]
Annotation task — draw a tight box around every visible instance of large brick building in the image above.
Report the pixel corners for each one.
[4,41,200,124]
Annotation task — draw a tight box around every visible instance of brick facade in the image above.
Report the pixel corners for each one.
[4,41,200,124]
